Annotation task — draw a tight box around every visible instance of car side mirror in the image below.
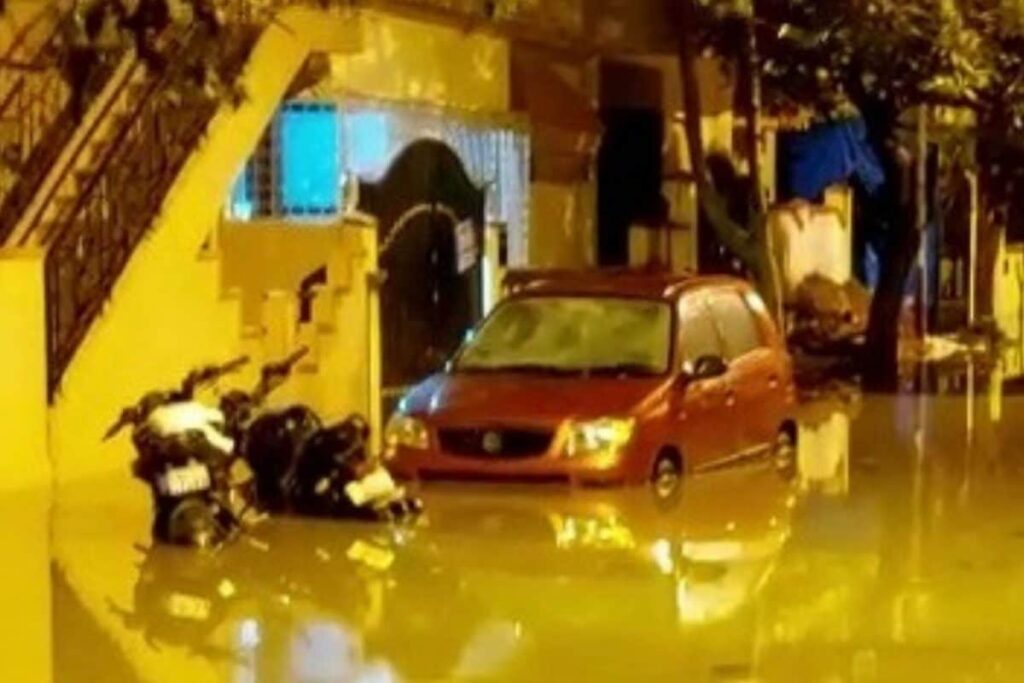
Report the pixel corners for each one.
[677,355,728,389]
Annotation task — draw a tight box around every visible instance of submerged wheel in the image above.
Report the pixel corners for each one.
[773,425,798,481]
[651,450,684,500]
[167,498,222,549]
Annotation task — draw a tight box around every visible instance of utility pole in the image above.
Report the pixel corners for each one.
[916,106,929,341]
[967,169,979,327]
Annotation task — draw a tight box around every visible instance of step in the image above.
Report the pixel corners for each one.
[73,168,102,189]
[126,82,150,102]
[49,195,80,219]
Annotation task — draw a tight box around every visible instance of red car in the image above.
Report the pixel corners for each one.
[385,270,797,490]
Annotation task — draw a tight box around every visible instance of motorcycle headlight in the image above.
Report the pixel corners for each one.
[384,414,430,451]
[564,418,635,459]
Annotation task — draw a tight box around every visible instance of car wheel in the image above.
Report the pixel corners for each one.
[773,426,798,481]
[651,451,684,500]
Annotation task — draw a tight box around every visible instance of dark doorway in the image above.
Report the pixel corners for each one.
[358,140,486,416]
[597,61,665,266]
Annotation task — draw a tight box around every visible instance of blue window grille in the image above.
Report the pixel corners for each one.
[279,102,340,216]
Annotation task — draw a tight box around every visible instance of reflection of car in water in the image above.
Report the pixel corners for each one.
[110,463,796,682]
[372,464,797,681]
[386,270,798,491]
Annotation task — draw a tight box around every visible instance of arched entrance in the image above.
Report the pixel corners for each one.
[358,139,486,415]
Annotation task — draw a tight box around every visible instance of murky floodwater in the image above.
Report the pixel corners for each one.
[5,375,1024,682]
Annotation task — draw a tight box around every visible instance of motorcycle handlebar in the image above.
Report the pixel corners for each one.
[103,408,135,441]
[104,355,251,442]
[181,355,251,395]
[251,347,310,404]
[218,355,251,375]
[262,347,309,378]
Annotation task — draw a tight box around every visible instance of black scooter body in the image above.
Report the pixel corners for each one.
[243,409,418,521]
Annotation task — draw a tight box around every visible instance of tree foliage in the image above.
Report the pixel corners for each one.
[697,0,1024,133]
[676,0,1024,387]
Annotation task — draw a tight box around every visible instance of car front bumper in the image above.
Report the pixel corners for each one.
[388,447,633,487]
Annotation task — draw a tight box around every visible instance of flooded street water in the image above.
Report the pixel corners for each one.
[6,374,1024,682]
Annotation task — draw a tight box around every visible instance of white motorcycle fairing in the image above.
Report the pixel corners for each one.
[147,402,236,455]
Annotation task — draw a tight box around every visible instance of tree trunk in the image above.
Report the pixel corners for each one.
[976,161,1002,322]
[853,93,917,391]
[741,16,764,215]
[676,0,780,318]
[863,213,920,391]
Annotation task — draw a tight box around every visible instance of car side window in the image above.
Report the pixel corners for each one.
[708,291,765,360]
[678,296,725,369]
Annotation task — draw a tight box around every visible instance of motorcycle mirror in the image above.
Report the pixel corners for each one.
[103,408,134,441]
[262,347,310,378]
[218,355,251,375]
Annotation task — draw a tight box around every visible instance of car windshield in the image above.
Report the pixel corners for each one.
[455,296,672,376]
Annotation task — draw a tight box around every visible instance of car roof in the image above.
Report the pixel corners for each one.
[503,268,748,300]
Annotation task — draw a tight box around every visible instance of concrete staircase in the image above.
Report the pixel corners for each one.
[0,6,364,488]
[221,216,382,449]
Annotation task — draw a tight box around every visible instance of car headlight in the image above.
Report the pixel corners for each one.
[384,414,429,451]
[564,418,635,458]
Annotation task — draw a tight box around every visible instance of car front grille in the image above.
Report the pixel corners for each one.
[437,427,554,459]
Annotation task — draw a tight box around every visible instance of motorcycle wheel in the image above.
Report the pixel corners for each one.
[167,497,224,548]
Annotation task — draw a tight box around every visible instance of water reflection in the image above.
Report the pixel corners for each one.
[35,379,1024,682]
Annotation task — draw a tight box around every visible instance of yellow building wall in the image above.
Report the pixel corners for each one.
[46,7,363,485]
[219,220,381,441]
[529,182,596,268]
[327,9,509,112]
[995,239,1024,378]
[220,220,358,325]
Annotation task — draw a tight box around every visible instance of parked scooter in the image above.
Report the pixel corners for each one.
[239,354,423,522]
[104,355,257,548]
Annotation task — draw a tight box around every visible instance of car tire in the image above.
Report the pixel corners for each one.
[651,450,684,501]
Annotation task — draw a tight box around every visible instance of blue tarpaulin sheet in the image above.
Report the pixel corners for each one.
[778,118,885,201]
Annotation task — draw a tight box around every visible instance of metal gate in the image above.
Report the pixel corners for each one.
[358,140,486,416]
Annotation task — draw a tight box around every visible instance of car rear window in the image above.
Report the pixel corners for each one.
[708,292,765,360]
[678,297,725,368]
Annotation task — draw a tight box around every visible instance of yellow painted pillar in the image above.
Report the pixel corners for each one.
[483,224,505,315]
[261,289,297,361]
[0,252,50,491]
[359,224,383,457]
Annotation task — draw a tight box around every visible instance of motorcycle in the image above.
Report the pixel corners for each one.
[104,355,259,548]
[107,345,421,547]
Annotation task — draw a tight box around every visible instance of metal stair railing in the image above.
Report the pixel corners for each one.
[0,10,129,244]
[42,21,261,399]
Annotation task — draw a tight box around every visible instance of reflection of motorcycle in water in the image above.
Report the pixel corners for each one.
[111,523,408,679]
[104,355,258,548]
